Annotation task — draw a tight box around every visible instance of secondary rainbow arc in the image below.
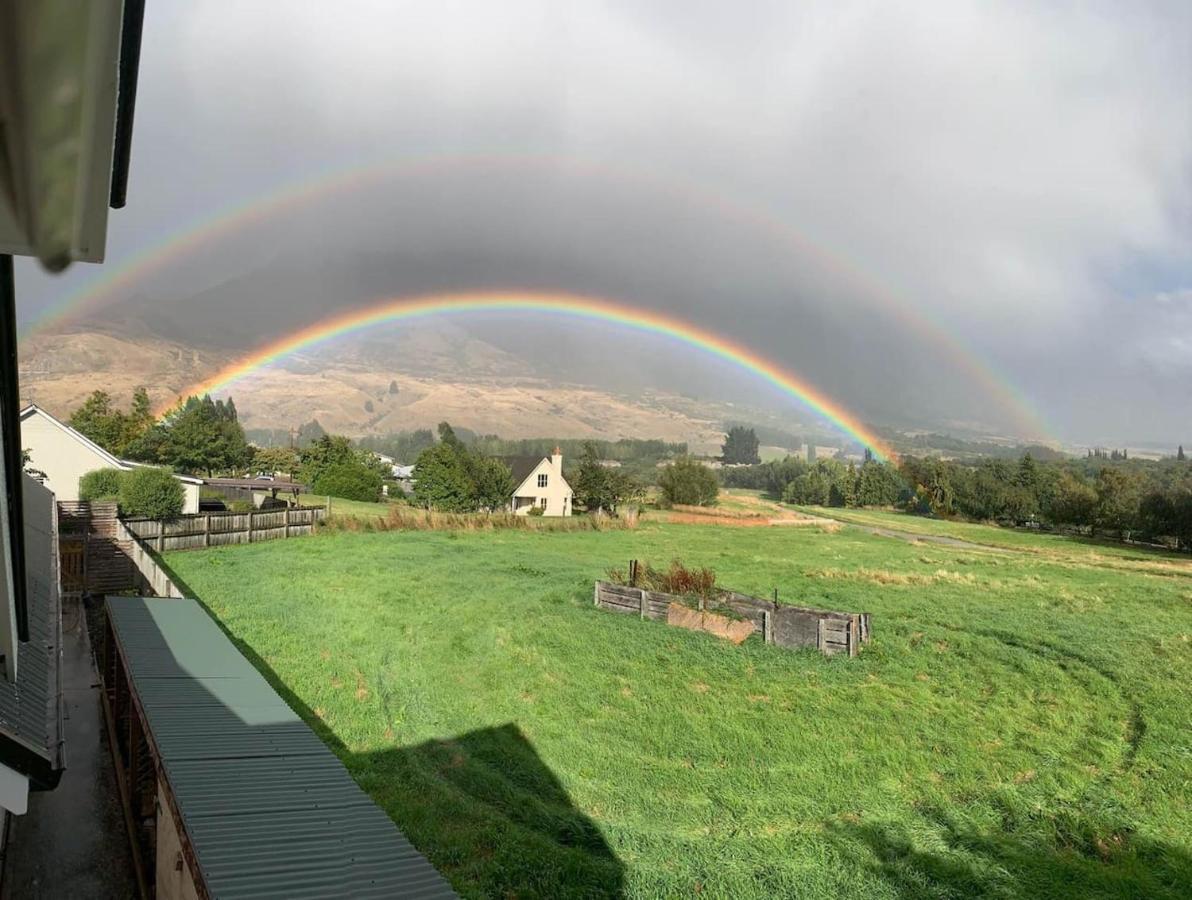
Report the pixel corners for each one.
[22,153,1050,441]
[165,291,899,461]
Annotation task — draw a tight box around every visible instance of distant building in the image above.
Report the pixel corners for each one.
[391,464,416,495]
[502,448,573,516]
[19,404,202,513]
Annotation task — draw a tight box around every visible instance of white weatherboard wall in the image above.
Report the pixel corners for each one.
[0,759,28,815]
[19,406,122,503]
[511,452,573,517]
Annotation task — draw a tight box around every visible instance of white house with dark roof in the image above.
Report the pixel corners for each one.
[19,404,202,513]
[503,448,573,516]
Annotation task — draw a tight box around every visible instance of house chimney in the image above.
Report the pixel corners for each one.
[552,445,562,473]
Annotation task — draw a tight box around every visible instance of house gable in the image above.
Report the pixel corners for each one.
[510,456,572,498]
[19,404,126,469]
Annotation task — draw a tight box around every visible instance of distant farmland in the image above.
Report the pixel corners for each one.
[167,517,1192,899]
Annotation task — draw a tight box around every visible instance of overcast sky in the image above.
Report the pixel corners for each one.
[17,0,1192,444]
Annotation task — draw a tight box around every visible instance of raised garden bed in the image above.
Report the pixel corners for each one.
[593,580,871,657]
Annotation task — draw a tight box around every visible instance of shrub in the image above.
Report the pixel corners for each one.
[527,505,545,517]
[658,457,719,507]
[119,467,184,518]
[313,461,383,502]
[79,467,124,501]
[608,558,719,599]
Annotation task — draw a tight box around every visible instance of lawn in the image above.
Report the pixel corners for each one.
[164,520,1192,899]
[303,495,397,521]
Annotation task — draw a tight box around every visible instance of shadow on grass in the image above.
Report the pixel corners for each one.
[828,814,1192,900]
[152,559,625,899]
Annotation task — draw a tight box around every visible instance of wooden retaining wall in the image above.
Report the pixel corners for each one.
[123,506,326,552]
[115,520,186,598]
[594,580,871,657]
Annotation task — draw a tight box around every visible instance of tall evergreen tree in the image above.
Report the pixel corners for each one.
[721,426,761,465]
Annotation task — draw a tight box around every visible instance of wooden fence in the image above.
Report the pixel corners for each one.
[57,501,138,597]
[122,506,326,552]
[115,519,185,598]
[594,580,871,657]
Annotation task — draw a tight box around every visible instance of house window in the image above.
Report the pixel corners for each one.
[538,473,548,488]
[538,497,548,509]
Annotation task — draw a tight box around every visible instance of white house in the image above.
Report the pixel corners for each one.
[503,448,573,516]
[19,404,202,514]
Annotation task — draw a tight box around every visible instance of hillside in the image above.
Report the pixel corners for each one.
[17,326,731,445]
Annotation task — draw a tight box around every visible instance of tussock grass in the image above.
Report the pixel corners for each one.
[806,566,979,586]
[323,505,637,533]
[167,519,1192,899]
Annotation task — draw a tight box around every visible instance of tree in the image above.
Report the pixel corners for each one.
[1094,468,1141,537]
[658,458,719,506]
[783,468,830,505]
[298,435,359,486]
[572,441,642,513]
[388,380,399,395]
[70,390,126,453]
[69,387,158,457]
[122,387,155,452]
[855,460,902,507]
[412,441,475,512]
[1045,471,1098,529]
[313,462,383,502]
[119,467,184,518]
[1179,445,1186,461]
[721,426,760,465]
[252,445,300,476]
[1016,452,1039,492]
[79,468,124,500]
[471,456,515,511]
[156,395,251,476]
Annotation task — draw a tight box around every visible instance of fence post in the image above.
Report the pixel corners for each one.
[639,589,647,619]
[763,609,773,644]
[284,508,291,539]
[247,510,254,544]
[156,523,163,554]
[593,582,599,606]
[203,514,210,548]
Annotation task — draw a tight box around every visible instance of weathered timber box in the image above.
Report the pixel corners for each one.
[594,581,871,657]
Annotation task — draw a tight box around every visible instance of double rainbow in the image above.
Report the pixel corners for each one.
[23,153,1049,440]
[167,291,898,461]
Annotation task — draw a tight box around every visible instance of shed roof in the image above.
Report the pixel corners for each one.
[106,596,455,899]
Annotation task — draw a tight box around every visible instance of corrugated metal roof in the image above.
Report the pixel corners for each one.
[0,476,63,788]
[106,596,456,899]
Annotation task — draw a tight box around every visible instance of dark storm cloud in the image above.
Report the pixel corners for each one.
[16,0,1192,442]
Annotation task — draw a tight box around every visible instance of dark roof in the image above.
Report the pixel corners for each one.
[498,455,548,487]
[200,477,309,493]
[0,476,64,789]
[106,596,456,899]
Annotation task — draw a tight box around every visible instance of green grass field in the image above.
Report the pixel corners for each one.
[794,504,1189,558]
[164,519,1192,899]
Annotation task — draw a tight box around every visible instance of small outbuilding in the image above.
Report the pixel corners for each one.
[19,404,201,513]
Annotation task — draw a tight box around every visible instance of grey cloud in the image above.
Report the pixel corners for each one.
[16,0,1192,443]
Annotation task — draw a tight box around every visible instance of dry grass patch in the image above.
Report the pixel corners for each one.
[805,566,978,586]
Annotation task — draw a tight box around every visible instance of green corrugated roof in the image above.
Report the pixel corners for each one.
[106,596,456,899]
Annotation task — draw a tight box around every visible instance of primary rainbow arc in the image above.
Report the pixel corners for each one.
[168,291,898,461]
